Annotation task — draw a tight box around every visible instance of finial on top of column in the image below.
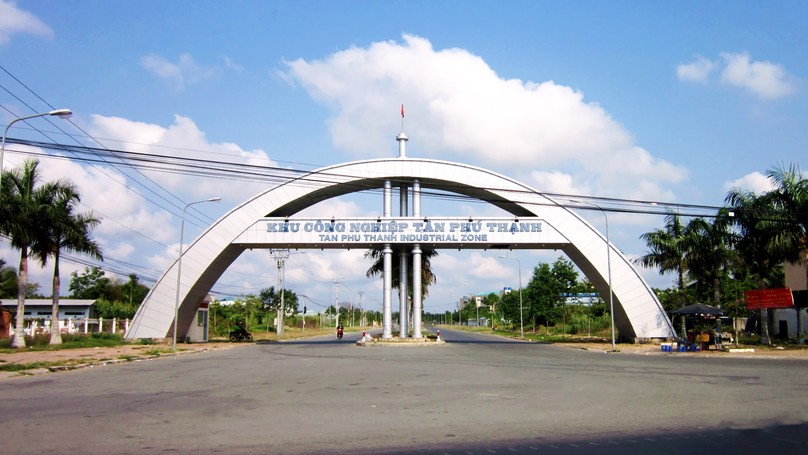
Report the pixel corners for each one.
[397,104,408,158]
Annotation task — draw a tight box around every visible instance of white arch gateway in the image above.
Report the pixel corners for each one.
[125,150,675,341]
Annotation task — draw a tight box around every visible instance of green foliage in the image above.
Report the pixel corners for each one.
[522,257,579,328]
[259,286,299,316]
[0,333,128,351]
[0,259,18,298]
[497,290,521,323]
[564,312,612,335]
[365,247,439,301]
[70,268,149,319]
[209,291,301,336]
[93,298,139,319]
[0,361,66,372]
[70,266,117,300]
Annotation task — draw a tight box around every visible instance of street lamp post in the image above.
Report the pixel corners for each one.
[331,277,344,329]
[465,282,478,330]
[173,197,221,350]
[498,255,523,338]
[570,199,616,352]
[1,109,72,195]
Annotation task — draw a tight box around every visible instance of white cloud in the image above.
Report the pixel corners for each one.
[0,0,53,45]
[223,55,244,72]
[140,53,220,89]
[676,56,716,82]
[2,148,176,243]
[531,170,590,196]
[296,198,374,218]
[89,114,279,202]
[722,171,776,195]
[720,52,795,100]
[106,242,135,260]
[284,35,688,200]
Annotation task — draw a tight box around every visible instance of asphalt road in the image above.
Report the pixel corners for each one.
[1,326,807,455]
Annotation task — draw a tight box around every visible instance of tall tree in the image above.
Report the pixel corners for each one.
[636,214,696,333]
[726,187,785,345]
[685,212,739,308]
[764,164,808,269]
[0,259,18,298]
[37,188,102,345]
[552,257,579,336]
[1,159,69,348]
[365,247,439,324]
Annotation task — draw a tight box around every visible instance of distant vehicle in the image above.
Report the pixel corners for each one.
[229,328,253,342]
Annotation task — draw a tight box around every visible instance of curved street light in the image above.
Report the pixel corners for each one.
[1,109,72,195]
[465,282,478,331]
[173,197,221,349]
[498,255,523,338]
[570,199,616,352]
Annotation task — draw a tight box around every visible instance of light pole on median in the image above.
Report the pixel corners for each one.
[570,199,616,352]
[498,255,523,338]
[2,109,72,195]
[465,282,478,331]
[174,197,221,350]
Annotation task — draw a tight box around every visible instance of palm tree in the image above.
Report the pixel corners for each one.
[636,214,698,335]
[38,189,103,345]
[365,247,439,325]
[0,259,18,298]
[1,159,68,348]
[726,187,785,345]
[636,214,695,304]
[764,164,807,268]
[686,211,739,308]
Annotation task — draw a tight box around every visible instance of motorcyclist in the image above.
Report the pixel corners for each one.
[337,323,344,339]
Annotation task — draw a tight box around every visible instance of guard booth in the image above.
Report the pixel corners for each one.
[183,294,211,342]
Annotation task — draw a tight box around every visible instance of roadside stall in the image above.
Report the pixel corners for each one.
[670,303,730,351]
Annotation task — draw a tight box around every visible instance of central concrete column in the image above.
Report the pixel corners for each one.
[412,179,422,339]
[399,250,409,338]
[382,244,393,339]
[412,245,422,339]
[382,180,393,339]
[399,184,409,338]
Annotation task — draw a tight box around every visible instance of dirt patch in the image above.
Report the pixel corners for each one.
[554,341,808,359]
[0,342,247,378]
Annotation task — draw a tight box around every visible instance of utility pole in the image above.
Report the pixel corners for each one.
[270,249,290,339]
[302,295,307,332]
[332,278,342,328]
[357,292,363,326]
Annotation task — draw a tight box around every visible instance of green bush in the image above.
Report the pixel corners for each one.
[0,333,129,351]
[90,332,122,341]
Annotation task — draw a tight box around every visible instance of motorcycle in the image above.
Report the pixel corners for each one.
[337,327,344,340]
[229,328,253,342]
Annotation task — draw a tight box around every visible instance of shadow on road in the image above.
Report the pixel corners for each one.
[352,421,808,455]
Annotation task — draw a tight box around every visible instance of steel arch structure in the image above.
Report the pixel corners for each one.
[125,158,675,340]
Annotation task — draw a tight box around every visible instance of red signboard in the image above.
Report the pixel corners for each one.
[744,288,794,310]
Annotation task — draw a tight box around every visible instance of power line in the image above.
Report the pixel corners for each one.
[0,103,209,230]
[0,69,213,227]
[2,137,735,218]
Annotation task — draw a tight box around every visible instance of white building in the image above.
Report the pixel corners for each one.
[0,299,96,320]
[772,262,808,339]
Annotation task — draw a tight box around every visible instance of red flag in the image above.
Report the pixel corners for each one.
[401,104,404,118]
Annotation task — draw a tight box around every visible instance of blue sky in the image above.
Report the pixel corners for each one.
[1,1,805,314]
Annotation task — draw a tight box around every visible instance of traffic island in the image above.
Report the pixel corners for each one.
[356,334,446,347]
